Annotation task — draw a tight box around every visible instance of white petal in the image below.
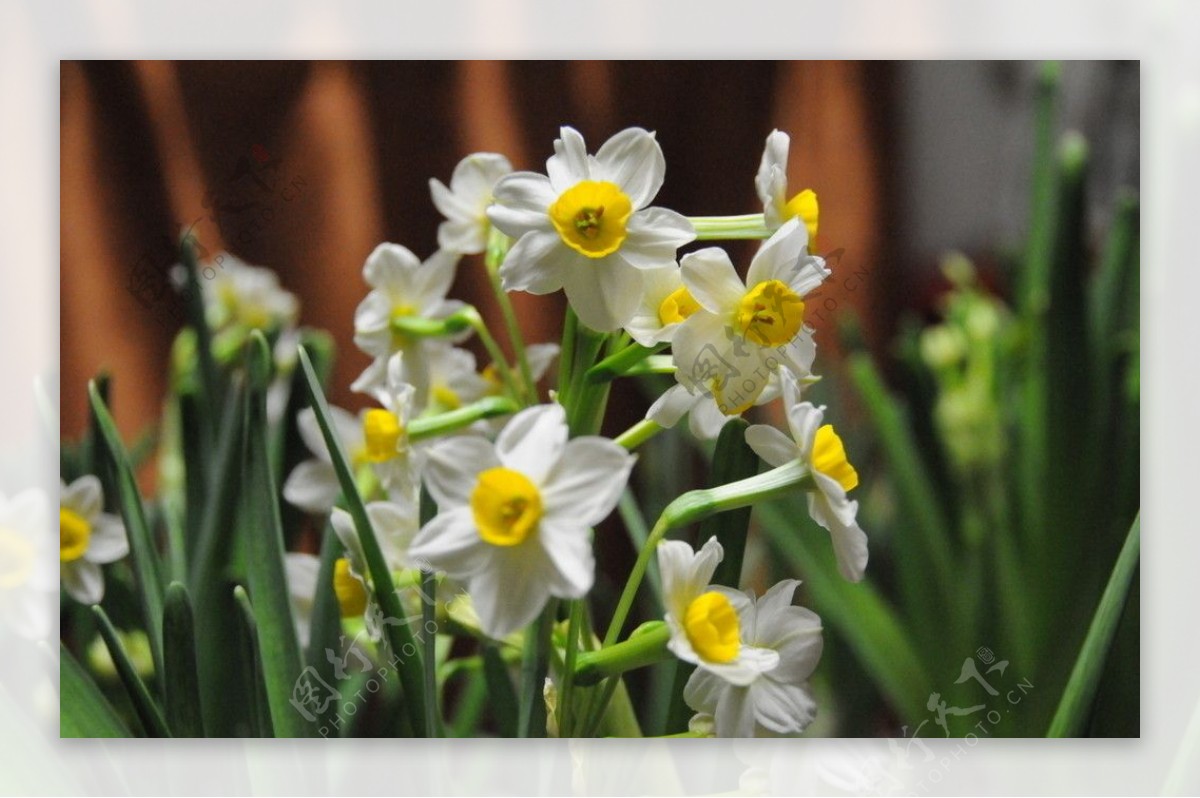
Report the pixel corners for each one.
[363,243,422,294]
[541,437,635,527]
[463,544,552,639]
[499,230,571,295]
[366,501,420,571]
[537,519,595,599]
[746,217,808,289]
[525,343,560,382]
[786,401,824,461]
[488,172,557,237]
[699,644,780,688]
[669,310,731,392]
[297,405,360,464]
[750,676,818,735]
[423,436,500,507]
[687,397,731,441]
[683,667,726,716]
[61,560,104,605]
[330,508,366,573]
[713,682,756,738]
[755,130,790,225]
[61,475,103,520]
[646,384,700,429]
[429,176,476,221]
[282,461,341,516]
[560,254,643,332]
[408,507,491,578]
[744,425,799,468]
[284,553,319,650]
[808,489,869,582]
[84,514,128,564]
[620,208,696,270]
[790,254,832,298]
[351,357,388,398]
[593,127,665,209]
[657,537,723,622]
[494,404,569,484]
[546,126,591,192]
[680,248,744,313]
[437,218,486,256]
[412,249,460,310]
[450,152,512,196]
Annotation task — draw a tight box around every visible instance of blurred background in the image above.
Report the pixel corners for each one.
[58,60,1141,738]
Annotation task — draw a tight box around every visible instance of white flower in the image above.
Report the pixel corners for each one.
[647,377,784,442]
[658,537,779,686]
[487,126,695,332]
[353,352,423,501]
[283,404,363,514]
[352,243,466,401]
[744,372,869,582]
[671,218,827,412]
[683,579,823,737]
[409,404,634,639]
[173,252,299,332]
[418,341,492,416]
[0,489,56,639]
[430,153,513,255]
[624,266,698,348]
[756,130,820,245]
[59,476,128,605]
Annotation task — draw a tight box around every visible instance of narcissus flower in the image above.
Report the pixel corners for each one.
[59,477,128,605]
[647,378,783,441]
[658,537,779,686]
[430,153,513,255]
[745,373,869,581]
[283,404,365,514]
[624,266,699,348]
[420,341,492,416]
[683,579,823,737]
[172,252,300,333]
[756,130,820,247]
[487,127,695,332]
[0,489,56,639]
[352,243,466,401]
[353,352,423,501]
[671,218,828,413]
[409,404,635,639]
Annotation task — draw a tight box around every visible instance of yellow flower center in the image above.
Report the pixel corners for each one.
[332,557,369,618]
[0,527,35,588]
[711,374,755,417]
[362,409,404,463]
[812,424,859,492]
[60,507,91,563]
[782,188,819,247]
[683,591,740,663]
[734,279,805,347]
[657,285,702,326]
[432,384,462,410]
[548,180,633,258]
[471,467,542,547]
[481,365,503,395]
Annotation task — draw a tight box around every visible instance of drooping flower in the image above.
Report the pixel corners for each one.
[683,579,823,737]
[487,127,695,332]
[756,130,820,247]
[430,153,513,255]
[658,537,779,686]
[59,476,128,605]
[744,372,869,581]
[670,218,828,413]
[409,404,635,638]
[352,243,466,401]
[0,489,56,639]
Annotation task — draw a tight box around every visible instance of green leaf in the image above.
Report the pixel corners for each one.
[59,643,132,738]
[699,417,760,589]
[303,521,345,688]
[163,582,205,737]
[481,644,519,737]
[758,498,933,724]
[517,602,555,738]
[241,331,308,738]
[1047,513,1140,737]
[584,342,666,384]
[297,344,428,735]
[92,605,171,737]
[87,380,165,675]
[232,585,275,737]
[179,232,221,447]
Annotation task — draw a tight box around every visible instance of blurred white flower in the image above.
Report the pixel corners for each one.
[283,404,364,514]
[420,341,492,416]
[0,489,55,639]
[745,372,869,582]
[756,130,819,246]
[430,153,513,255]
[409,404,634,638]
[173,252,299,332]
[353,353,423,501]
[488,126,695,332]
[59,476,128,605]
[658,537,779,686]
[683,581,823,738]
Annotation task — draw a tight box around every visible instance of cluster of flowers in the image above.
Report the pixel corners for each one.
[53,126,870,738]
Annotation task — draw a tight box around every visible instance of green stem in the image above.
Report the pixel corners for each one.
[558,599,584,736]
[408,396,519,441]
[585,343,667,384]
[518,601,556,737]
[574,622,670,686]
[615,419,663,451]
[485,228,537,405]
[688,214,770,240]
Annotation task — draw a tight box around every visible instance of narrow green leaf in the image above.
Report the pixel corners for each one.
[92,605,171,738]
[297,345,428,735]
[1047,513,1140,737]
[303,521,345,686]
[448,669,488,738]
[758,498,933,724]
[481,644,519,737]
[162,582,205,737]
[59,643,132,738]
[517,602,555,738]
[232,585,275,737]
[700,417,760,589]
[242,330,308,738]
[419,487,443,738]
[87,380,165,674]
[179,232,221,447]
[584,342,666,384]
